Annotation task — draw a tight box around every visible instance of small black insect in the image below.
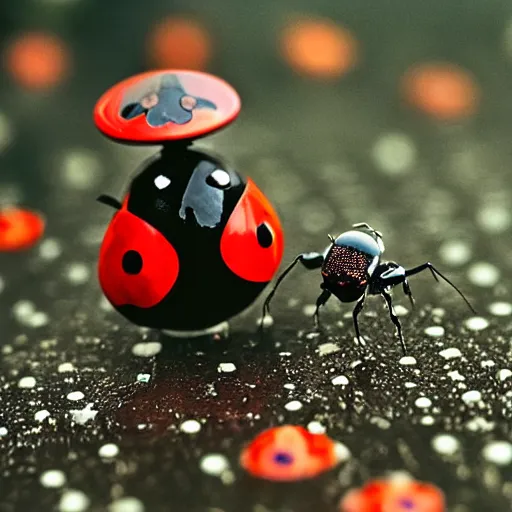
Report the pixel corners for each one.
[262,222,476,355]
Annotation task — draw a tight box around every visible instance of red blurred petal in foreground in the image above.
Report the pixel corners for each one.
[240,425,346,481]
[0,208,45,251]
[340,474,445,512]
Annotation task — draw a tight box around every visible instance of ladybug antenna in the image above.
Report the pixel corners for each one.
[97,194,122,210]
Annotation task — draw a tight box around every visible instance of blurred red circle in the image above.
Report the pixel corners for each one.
[4,32,70,90]
[402,62,480,120]
[0,208,45,251]
[280,17,358,79]
[147,17,212,70]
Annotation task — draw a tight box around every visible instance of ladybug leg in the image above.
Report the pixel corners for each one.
[381,289,407,356]
[313,287,332,329]
[261,252,324,327]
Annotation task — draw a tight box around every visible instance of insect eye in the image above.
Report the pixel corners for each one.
[206,169,231,189]
[154,175,171,190]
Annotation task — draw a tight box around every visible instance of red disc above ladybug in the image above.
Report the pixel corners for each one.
[93,70,241,144]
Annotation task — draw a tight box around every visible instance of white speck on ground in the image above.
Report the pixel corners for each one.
[98,443,119,458]
[432,434,460,455]
[421,416,435,426]
[199,453,230,476]
[438,240,471,266]
[464,317,489,331]
[425,326,445,337]
[67,391,85,401]
[467,262,500,287]
[440,347,462,359]
[371,132,417,175]
[393,305,409,316]
[258,314,274,327]
[448,370,465,381]
[331,375,349,385]
[34,410,51,422]
[302,304,316,317]
[58,362,75,373]
[38,238,62,260]
[58,490,90,512]
[40,469,66,488]
[415,397,432,408]
[462,390,482,404]
[307,421,326,434]
[180,420,201,434]
[218,363,236,373]
[488,301,512,316]
[476,204,511,233]
[284,400,303,411]
[399,356,416,365]
[18,376,36,388]
[482,441,512,466]
[497,369,512,382]
[132,342,162,357]
[334,442,351,462]
[317,342,341,356]
[466,417,495,433]
[108,497,145,512]
[70,403,98,424]
[66,263,91,284]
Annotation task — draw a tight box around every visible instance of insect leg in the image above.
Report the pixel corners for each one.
[313,288,332,329]
[352,294,366,347]
[402,278,415,308]
[97,194,122,210]
[381,289,407,356]
[405,262,476,313]
[261,252,324,324]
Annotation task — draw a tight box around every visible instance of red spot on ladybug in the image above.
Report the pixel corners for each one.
[340,473,446,512]
[240,425,346,481]
[94,70,240,144]
[221,179,284,283]
[0,208,45,251]
[98,203,179,309]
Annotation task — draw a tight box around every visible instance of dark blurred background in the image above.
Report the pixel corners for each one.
[1,1,512,511]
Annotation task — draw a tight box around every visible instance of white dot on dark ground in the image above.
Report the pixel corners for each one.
[58,490,90,512]
[108,497,145,512]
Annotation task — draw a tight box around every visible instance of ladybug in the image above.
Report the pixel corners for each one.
[94,70,284,334]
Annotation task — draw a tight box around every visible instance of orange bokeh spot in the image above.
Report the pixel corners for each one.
[4,32,70,90]
[280,17,358,79]
[402,62,480,120]
[147,17,211,70]
[0,208,45,251]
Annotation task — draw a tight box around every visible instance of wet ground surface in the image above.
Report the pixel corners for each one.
[2,1,512,511]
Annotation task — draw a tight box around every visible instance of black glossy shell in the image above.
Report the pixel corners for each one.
[333,230,383,259]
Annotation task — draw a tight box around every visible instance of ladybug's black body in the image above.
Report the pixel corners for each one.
[115,150,261,331]
[263,223,475,354]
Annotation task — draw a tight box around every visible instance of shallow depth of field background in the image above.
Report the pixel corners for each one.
[2,1,512,511]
